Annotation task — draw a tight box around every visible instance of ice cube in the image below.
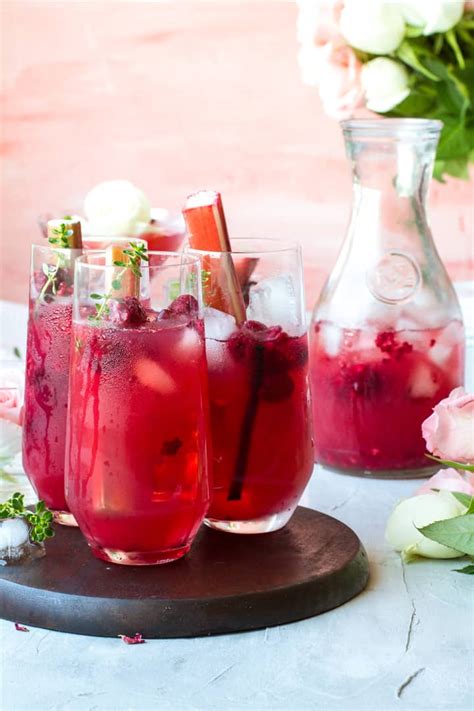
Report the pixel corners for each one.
[0,518,44,564]
[320,322,343,357]
[176,326,202,361]
[247,275,303,336]
[134,358,176,394]
[408,363,439,399]
[203,307,237,341]
[429,321,462,367]
[205,339,228,371]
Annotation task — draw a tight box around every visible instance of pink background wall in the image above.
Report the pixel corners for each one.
[1,1,473,306]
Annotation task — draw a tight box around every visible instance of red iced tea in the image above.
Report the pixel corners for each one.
[23,234,81,524]
[310,320,465,474]
[23,300,73,515]
[66,296,210,565]
[205,320,314,528]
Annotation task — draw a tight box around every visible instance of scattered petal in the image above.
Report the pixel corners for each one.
[14,623,29,632]
[119,633,145,645]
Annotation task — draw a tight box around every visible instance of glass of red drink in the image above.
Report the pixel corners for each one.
[23,242,82,525]
[309,119,465,477]
[65,250,210,565]
[189,239,314,534]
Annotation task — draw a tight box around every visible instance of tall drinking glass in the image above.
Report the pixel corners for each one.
[189,239,314,534]
[23,243,82,525]
[65,251,210,565]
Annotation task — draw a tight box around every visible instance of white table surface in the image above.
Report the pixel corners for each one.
[1,300,473,711]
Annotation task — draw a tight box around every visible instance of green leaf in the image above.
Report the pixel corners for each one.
[396,41,439,81]
[90,293,103,300]
[426,454,474,472]
[446,29,465,69]
[437,120,469,160]
[451,492,474,509]
[418,514,474,556]
[454,564,474,575]
[405,25,424,39]
[389,90,436,117]
[111,279,121,290]
[442,156,470,179]
[13,346,21,360]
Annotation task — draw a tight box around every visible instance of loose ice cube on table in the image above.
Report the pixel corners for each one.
[247,275,303,336]
[0,518,44,564]
[203,307,237,341]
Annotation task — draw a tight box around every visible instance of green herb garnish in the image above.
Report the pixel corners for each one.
[112,241,149,278]
[88,242,148,322]
[48,222,73,248]
[0,492,54,543]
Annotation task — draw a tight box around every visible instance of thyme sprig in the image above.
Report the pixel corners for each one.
[0,492,54,543]
[88,242,149,322]
[48,222,73,248]
[36,224,72,306]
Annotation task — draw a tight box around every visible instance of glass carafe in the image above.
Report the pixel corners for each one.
[309,119,465,478]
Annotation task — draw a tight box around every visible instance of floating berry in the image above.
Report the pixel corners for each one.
[168,295,199,317]
[108,297,148,326]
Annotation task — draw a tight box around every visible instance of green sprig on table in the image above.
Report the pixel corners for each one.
[0,492,54,543]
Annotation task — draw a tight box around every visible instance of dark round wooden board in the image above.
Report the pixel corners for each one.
[0,507,369,638]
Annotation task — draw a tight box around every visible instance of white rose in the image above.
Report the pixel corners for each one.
[341,0,406,55]
[402,0,464,35]
[385,490,466,559]
[362,58,410,112]
[84,180,151,237]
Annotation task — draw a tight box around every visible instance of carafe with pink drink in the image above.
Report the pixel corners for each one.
[309,119,465,477]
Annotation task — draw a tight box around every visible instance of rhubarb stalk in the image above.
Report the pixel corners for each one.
[106,245,140,298]
[183,191,246,324]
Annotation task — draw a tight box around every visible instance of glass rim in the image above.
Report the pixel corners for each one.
[340,118,443,138]
[74,250,201,272]
[31,242,83,253]
[187,237,301,258]
[82,235,148,243]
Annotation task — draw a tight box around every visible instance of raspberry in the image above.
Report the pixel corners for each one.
[168,295,199,317]
[108,297,148,326]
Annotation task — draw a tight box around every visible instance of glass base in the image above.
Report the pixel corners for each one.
[204,506,296,534]
[90,543,191,566]
[53,510,78,527]
[319,462,439,480]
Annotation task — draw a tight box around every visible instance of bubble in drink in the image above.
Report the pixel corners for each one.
[247,275,302,337]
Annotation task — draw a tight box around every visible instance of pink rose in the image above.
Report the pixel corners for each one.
[297,0,344,47]
[422,387,474,464]
[297,1,363,119]
[0,385,22,426]
[0,367,24,458]
[416,468,474,496]
[317,41,364,119]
